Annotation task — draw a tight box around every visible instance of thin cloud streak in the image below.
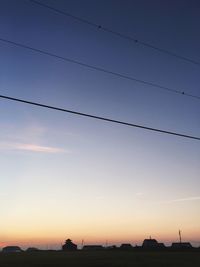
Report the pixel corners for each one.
[0,142,68,153]
[166,196,200,203]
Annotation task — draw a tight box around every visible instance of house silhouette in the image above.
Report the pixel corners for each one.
[62,239,77,251]
[2,246,22,253]
[142,238,159,248]
[171,242,193,249]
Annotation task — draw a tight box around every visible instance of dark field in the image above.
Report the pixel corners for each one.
[0,251,200,267]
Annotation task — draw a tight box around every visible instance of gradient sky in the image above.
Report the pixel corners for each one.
[0,0,200,249]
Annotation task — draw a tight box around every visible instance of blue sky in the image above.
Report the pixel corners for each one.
[0,0,200,248]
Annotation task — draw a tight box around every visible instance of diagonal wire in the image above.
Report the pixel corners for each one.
[0,37,200,100]
[0,94,200,141]
[29,0,200,67]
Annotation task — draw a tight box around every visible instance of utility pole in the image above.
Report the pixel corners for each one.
[179,230,182,244]
[81,239,84,249]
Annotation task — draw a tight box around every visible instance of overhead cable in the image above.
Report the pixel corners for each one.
[29,0,200,67]
[0,37,199,100]
[0,94,200,141]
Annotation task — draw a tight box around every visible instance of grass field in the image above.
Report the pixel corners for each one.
[0,251,200,267]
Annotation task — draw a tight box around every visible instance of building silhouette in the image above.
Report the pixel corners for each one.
[2,246,22,253]
[119,243,133,250]
[171,242,193,249]
[62,239,77,251]
[82,245,104,250]
[142,238,159,248]
[26,247,40,252]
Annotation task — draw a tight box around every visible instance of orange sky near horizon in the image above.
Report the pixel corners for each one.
[1,0,200,251]
[1,221,199,249]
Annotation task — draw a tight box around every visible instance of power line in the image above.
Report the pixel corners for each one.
[29,0,200,67]
[0,94,199,141]
[0,37,200,101]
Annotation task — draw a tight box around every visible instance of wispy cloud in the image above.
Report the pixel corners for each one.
[166,196,200,203]
[0,142,68,154]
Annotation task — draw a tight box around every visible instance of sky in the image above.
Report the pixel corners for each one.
[0,0,200,249]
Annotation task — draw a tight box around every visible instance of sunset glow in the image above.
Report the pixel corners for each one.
[0,0,200,250]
